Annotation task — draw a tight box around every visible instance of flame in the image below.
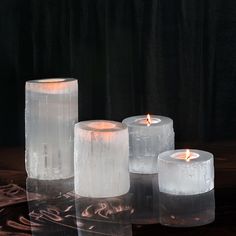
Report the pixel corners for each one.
[185,149,191,162]
[146,114,151,126]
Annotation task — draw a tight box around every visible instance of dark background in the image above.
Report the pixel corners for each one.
[0,0,236,146]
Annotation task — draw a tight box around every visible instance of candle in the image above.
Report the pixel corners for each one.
[158,149,214,195]
[74,120,130,198]
[158,149,215,227]
[122,115,174,174]
[25,78,78,180]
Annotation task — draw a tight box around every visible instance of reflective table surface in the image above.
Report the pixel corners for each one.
[0,141,235,235]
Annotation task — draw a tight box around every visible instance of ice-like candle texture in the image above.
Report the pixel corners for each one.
[25,78,78,180]
[122,115,174,174]
[158,149,214,195]
[74,120,130,198]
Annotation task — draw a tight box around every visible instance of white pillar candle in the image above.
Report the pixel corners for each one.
[74,120,130,198]
[122,115,174,174]
[158,149,214,195]
[25,78,78,180]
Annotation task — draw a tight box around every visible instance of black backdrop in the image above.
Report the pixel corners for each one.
[0,0,236,146]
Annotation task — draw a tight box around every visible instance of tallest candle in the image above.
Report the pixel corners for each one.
[25,78,78,180]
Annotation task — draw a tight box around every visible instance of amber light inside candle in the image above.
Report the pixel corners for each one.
[88,121,116,130]
[26,78,77,94]
[171,149,199,161]
[134,115,161,126]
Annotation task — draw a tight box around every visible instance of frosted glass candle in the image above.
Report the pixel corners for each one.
[25,78,78,180]
[74,120,130,198]
[122,115,174,174]
[158,149,214,195]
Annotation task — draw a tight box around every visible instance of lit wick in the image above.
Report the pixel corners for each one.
[146,114,151,127]
[185,149,191,162]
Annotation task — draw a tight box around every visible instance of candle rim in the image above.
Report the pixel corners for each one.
[171,151,199,160]
[25,78,78,94]
[158,149,214,163]
[75,120,127,132]
[26,78,77,84]
[122,115,173,127]
[134,117,161,125]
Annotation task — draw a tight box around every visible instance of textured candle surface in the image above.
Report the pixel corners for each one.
[122,115,174,174]
[158,149,214,195]
[74,120,130,198]
[25,78,78,180]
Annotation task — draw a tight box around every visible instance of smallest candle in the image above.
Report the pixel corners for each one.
[158,149,214,195]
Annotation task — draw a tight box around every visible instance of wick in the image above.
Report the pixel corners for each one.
[146,114,151,126]
[185,154,191,162]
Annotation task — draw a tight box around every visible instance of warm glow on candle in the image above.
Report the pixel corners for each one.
[26,78,77,94]
[171,149,199,161]
[146,114,151,126]
[185,149,191,162]
[88,121,116,130]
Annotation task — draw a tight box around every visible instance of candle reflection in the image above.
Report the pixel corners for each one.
[129,173,159,224]
[159,190,215,227]
[23,179,134,235]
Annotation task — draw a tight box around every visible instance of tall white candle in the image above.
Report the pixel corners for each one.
[122,115,174,174]
[158,149,214,195]
[25,78,78,180]
[74,120,130,198]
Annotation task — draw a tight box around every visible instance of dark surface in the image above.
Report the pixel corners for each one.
[1,0,236,146]
[0,141,236,235]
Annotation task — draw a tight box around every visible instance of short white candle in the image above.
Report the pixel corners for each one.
[25,78,78,180]
[158,149,214,195]
[122,115,174,174]
[74,120,130,198]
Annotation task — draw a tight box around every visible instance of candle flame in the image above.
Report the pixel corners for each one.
[185,149,191,162]
[146,114,151,126]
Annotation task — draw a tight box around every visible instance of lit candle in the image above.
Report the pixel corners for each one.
[25,78,78,180]
[122,115,174,174]
[158,149,214,195]
[158,149,215,227]
[74,120,130,198]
